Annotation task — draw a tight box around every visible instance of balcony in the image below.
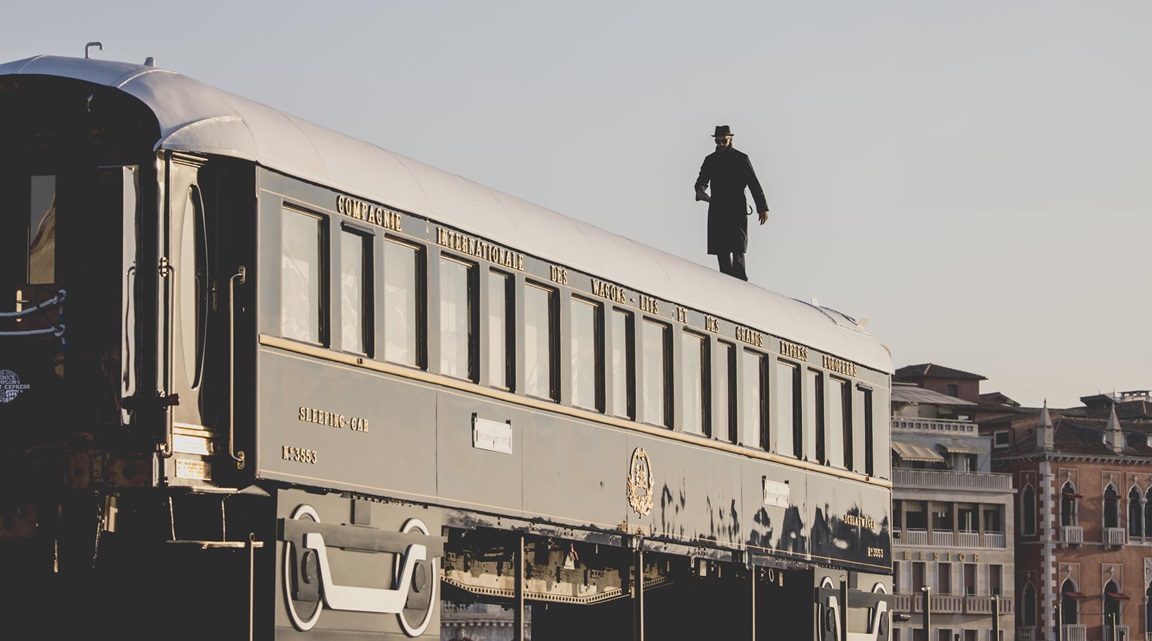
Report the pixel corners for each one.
[1106,527,1127,548]
[893,527,1007,549]
[933,531,954,546]
[964,595,1013,615]
[900,528,929,546]
[893,592,967,614]
[1062,525,1084,546]
[894,468,1014,491]
[1063,624,1086,641]
[892,417,978,435]
[1109,625,1129,641]
[1017,628,1036,641]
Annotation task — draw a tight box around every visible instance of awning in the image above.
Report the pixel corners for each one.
[1064,592,1088,600]
[940,444,984,455]
[892,441,946,463]
[1107,592,1130,601]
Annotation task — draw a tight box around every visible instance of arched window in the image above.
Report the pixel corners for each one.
[1022,485,1037,535]
[1144,487,1152,537]
[1104,485,1120,529]
[1061,482,1079,527]
[1104,579,1122,629]
[1022,582,1037,626]
[1145,581,1152,635]
[1061,579,1079,624]
[1129,487,1143,538]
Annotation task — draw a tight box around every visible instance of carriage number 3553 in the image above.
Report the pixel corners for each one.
[282,446,317,465]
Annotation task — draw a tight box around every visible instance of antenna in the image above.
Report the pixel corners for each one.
[85,42,103,59]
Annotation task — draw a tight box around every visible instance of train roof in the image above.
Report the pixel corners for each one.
[1,55,892,374]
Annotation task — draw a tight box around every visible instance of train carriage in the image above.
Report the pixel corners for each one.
[0,55,893,641]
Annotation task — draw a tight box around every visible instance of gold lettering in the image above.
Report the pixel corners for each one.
[822,355,858,377]
[932,552,939,560]
[903,550,910,560]
[335,195,401,231]
[550,265,569,285]
[705,316,720,333]
[780,341,809,362]
[736,326,763,347]
[676,306,688,323]
[639,295,659,314]
[436,227,524,271]
[958,553,966,562]
[974,554,979,562]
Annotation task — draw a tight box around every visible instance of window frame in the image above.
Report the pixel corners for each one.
[437,252,479,382]
[681,329,710,436]
[609,307,636,420]
[486,268,515,391]
[742,348,768,449]
[639,317,673,428]
[280,205,329,347]
[569,294,605,412]
[523,280,559,401]
[338,223,374,356]
[382,235,427,369]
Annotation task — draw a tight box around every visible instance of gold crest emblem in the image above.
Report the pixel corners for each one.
[627,448,654,516]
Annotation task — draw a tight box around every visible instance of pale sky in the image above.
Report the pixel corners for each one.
[6,1,1150,408]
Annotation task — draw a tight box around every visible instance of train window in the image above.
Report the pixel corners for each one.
[281,208,326,344]
[28,176,56,284]
[742,350,767,448]
[717,341,737,442]
[340,228,372,355]
[807,369,825,463]
[776,360,802,457]
[610,308,635,419]
[383,238,424,367]
[524,282,558,400]
[439,255,477,381]
[487,270,514,390]
[640,319,671,428]
[862,387,875,475]
[681,331,709,435]
[827,377,850,468]
[570,296,603,411]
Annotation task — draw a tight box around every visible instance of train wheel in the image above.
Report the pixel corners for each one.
[396,518,437,637]
[284,504,324,631]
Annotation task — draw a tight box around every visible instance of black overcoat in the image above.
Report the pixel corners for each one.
[694,148,768,254]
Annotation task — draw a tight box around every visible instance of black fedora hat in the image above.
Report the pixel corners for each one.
[712,125,733,138]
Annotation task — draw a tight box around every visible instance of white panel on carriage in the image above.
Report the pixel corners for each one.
[0,55,893,374]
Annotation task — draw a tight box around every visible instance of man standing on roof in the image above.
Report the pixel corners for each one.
[694,125,770,281]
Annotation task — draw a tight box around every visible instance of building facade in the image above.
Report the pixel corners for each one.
[992,398,1152,641]
[890,380,1017,641]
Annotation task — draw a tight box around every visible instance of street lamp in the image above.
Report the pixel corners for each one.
[1055,599,1063,641]
[991,594,1000,641]
[922,586,932,640]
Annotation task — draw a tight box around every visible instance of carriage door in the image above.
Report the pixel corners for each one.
[0,167,140,430]
[157,153,218,483]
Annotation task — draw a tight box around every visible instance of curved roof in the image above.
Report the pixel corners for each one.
[0,55,892,373]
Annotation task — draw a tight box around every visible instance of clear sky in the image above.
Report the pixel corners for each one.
[5,1,1150,409]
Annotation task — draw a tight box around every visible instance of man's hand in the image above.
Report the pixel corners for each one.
[695,188,711,203]
[758,210,769,225]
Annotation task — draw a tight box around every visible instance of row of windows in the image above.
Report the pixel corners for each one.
[893,560,1004,596]
[1019,482,1152,536]
[1024,578,1130,628]
[893,500,1005,534]
[279,206,883,473]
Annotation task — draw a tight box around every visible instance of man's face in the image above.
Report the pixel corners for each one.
[715,135,733,149]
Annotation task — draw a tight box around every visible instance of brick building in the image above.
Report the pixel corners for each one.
[991,398,1152,641]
